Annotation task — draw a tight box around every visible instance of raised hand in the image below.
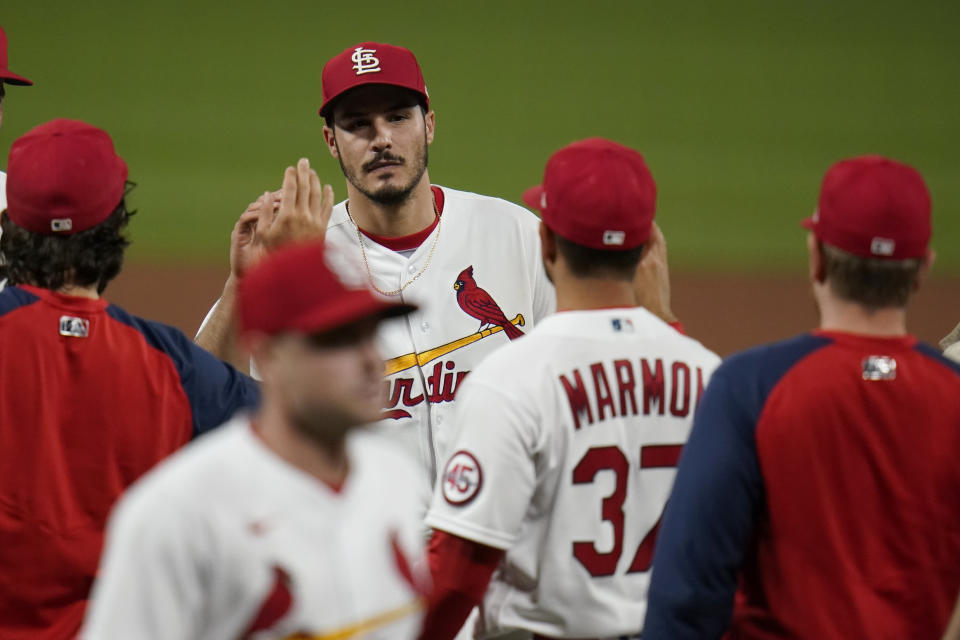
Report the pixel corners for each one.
[260,158,335,251]
[228,158,335,279]
[634,222,678,324]
[229,191,279,279]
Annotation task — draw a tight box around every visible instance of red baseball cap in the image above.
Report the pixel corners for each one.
[0,25,32,86]
[6,119,128,235]
[318,42,428,118]
[238,241,416,338]
[524,138,656,250]
[802,155,931,260]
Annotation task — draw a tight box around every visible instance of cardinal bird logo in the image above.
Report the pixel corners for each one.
[453,266,525,341]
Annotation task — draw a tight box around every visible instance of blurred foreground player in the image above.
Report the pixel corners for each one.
[644,156,960,639]
[83,241,430,639]
[420,139,720,639]
[0,24,33,219]
[0,119,259,639]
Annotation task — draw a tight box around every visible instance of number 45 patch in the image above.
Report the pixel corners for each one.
[442,450,483,506]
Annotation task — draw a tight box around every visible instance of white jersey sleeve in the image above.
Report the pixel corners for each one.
[425,378,540,549]
[81,488,210,639]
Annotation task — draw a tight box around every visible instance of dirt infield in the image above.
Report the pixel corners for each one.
[108,262,960,357]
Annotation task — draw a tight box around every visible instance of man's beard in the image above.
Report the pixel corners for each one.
[339,135,429,206]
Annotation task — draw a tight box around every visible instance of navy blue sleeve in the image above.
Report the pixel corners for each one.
[107,306,260,436]
[914,342,960,377]
[643,334,830,639]
[0,286,40,318]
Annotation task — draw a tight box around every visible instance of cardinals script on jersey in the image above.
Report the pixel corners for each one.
[426,308,721,638]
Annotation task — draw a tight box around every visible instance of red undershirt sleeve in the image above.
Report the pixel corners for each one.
[417,530,505,640]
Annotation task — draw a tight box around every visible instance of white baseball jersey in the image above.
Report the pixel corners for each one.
[425,308,721,638]
[202,186,555,495]
[81,417,429,640]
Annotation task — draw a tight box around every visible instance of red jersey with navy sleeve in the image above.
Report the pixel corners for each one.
[644,330,960,640]
[0,284,260,639]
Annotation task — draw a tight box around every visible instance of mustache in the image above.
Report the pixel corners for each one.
[363,151,405,173]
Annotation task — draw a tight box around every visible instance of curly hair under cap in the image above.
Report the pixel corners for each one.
[0,198,134,294]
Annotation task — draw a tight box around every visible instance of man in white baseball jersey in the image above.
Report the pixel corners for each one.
[419,139,721,639]
[197,42,556,491]
[82,238,430,640]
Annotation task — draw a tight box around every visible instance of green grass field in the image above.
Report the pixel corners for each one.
[2,0,958,271]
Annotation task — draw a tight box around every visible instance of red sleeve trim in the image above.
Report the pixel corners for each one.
[417,530,504,640]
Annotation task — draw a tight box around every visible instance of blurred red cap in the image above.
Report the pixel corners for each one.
[318,42,428,118]
[802,155,931,260]
[6,119,128,235]
[524,138,656,250]
[238,241,415,337]
[0,25,32,86]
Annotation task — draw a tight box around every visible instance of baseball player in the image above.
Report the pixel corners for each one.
[419,138,721,639]
[196,41,560,493]
[0,24,32,229]
[82,240,429,640]
[0,119,260,639]
[644,156,960,639]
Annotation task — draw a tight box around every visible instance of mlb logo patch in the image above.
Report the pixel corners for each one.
[870,237,896,257]
[51,218,73,233]
[862,355,896,381]
[59,316,90,338]
[602,230,626,246]
[611,318,635,332]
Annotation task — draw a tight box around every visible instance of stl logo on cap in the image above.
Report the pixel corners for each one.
[351,46,381,75]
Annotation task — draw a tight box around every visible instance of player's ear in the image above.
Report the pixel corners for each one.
[807,233,826,283]
[423,109,435,146]
[915,248,936,291]
[322,125,339,159]
[539,221,558,268]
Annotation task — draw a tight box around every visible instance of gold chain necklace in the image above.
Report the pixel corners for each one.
[346,194,441,297]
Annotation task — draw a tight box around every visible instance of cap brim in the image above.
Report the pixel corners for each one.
[800,216,816,231]
[523,185,545,212]
[292,291,417,336]
[0,70,33,86]
[319,83,427,118]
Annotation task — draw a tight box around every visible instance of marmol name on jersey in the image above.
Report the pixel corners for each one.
[560,357,707,429]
